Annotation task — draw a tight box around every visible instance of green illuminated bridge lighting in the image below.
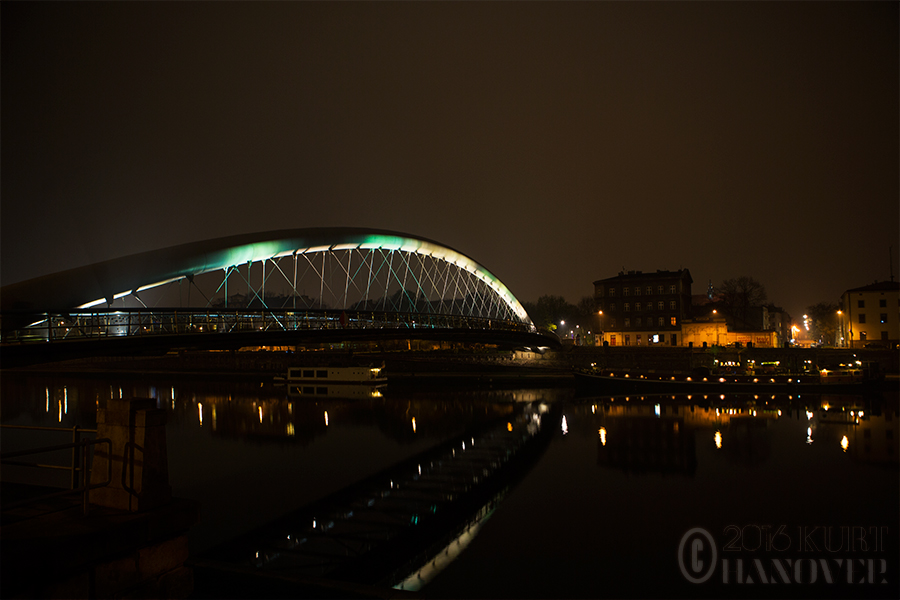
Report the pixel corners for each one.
[1,228,550,351]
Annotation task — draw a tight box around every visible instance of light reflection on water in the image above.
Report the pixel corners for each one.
[1,374,897,598]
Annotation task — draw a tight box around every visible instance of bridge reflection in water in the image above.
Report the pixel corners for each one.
[193,398,559,594]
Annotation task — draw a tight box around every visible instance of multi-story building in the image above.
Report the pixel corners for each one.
[593,269,692,346]
[839,281,900,348]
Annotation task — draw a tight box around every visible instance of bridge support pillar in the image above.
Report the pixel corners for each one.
[90,397,172,512]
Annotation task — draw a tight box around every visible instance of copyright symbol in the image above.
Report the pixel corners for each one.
[678,527,717,583]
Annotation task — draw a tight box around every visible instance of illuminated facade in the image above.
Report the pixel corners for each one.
[839,281,900,348]
[681,309,778,348]
[593,269,693,346]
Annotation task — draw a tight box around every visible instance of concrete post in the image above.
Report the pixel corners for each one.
[90,397,172,512]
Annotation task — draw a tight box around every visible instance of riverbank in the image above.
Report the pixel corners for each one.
[4,345,897,379]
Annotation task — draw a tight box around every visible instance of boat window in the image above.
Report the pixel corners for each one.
[303,386,315,394]
[316,370,328,378]
[303,370,314,378]
[317,387,328,395]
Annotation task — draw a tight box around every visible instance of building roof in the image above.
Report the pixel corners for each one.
[844,280,900,294]
[593,269,693,286]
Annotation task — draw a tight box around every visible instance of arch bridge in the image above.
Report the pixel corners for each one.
[1,228,556,358]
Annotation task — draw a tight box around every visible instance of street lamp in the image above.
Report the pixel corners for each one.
[837,310,844,347]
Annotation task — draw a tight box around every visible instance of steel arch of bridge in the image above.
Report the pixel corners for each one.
[1,229,535,342]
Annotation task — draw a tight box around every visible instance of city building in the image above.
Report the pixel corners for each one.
[593,269,692,346]
[839,281,900,348]
[681,307,778,348]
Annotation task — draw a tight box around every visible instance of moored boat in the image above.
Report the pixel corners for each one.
[284,363,387,385]
[574,361,883,394]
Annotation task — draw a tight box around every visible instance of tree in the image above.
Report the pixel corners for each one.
[522,295,578,331]
[806,301,840,346]
[718,276,767,325]
[576,296,598,317]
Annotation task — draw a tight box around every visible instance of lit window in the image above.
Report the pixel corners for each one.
[671,316,677,326]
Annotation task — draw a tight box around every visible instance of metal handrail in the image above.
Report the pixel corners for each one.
[122,440,143,499]
[1,424,97,488]
[1,437,112,516]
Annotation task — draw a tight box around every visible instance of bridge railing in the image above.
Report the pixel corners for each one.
[1,309,533,344]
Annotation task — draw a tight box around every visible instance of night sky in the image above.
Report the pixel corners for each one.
[2,2,897,320]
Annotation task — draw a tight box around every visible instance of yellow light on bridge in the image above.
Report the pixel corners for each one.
[599,427,607,446]
[714,431,722,449]
[411,417,417,433]
[840,435,849,452]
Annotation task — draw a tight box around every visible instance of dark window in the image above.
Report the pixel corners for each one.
[882,331,889,340]
[858,314,866,324]
[881,314,888,324]
[669,285,676,293]
[624,303,630,312]
[636,317,642,326]
[880,299,887,307]
[658,316,664,326]
[671,334,678,345]
[624,318,631,327]
[608,288,616,297]
[858,300,865,308]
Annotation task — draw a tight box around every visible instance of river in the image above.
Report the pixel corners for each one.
[1,371,897,598]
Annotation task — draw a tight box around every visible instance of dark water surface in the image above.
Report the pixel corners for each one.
[2,373,897,599]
